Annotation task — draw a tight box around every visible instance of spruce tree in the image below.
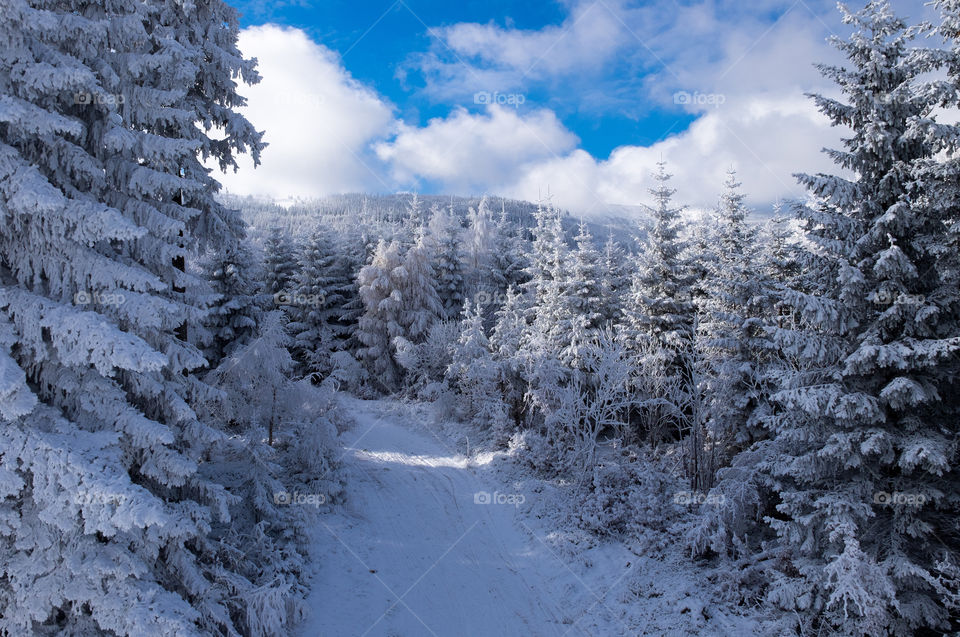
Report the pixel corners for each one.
[623,162,695,443]
[201,239,260,365]
[561,222,604,376]
[261,226,298,303]
[447,301,509,436]
[700,171,771,466]
[599,233,630,325]
[289,229,337,376]
[760,3,960,631]
[396,232,443,345]
[0,0,289,633]
[355,240,404,392]
[427,204,465,320]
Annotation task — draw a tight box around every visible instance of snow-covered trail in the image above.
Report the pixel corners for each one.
[297,400,570,637]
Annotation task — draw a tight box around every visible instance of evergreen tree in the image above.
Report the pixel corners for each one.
[624,162,694,353]
[0,0,295,633]
[622,162,695,443]
[761,203,803,288]
[261,227,298,303]
[396,232,443,345]
[201,239,260,365]
[489,209,531,304]
[561,222,604,376]
[427,204,465,320]
[447,301,509,436]
[599,233,630,325]
[759,4,960,631]
[490,287,530,426]
[289,230,337,376]
[355,240,404,391]
[464,195,495,300]
[699,171,771,473]
[406,192,426,228]
[524,203,570,360]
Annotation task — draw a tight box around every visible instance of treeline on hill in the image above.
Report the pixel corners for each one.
[217,3,960,634]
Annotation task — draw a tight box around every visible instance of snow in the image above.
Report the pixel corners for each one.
[298,398,566,636]
[298,398,766,636]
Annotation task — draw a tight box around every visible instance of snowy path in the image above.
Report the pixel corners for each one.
[297,400,570,637]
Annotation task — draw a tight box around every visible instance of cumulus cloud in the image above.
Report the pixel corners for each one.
[386,0,859,213]
[211,25,395,199]
[501,95,840,214]
[214,1,938,215]
[375,106,579,193]
[440,1,628,78]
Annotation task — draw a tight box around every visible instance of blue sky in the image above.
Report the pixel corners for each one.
[216,0,938,214]
[231,0,696,159]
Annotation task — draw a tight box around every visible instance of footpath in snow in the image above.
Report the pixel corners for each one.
[297,399,765,637]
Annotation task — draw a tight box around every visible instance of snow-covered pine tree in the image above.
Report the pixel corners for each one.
[205,312,294,446]
[397,231,443,344]
[201,239,260,366]
[490,286,530,426]
[355,240,405,392]
[523,203,571,359]
[686,179,785,556]
[406,192,426,228]
[0,0,305,633]
[200,311,335,635]
[625,162,694,352]
[288,229,338,377]
[599,232,630,325]
[761,203,803,288]
[261,226,299,303]
[561,222,605,376]
[447,301,509,436]
[329,231,366,351]
[464,195,495,300]
[489,203,531,304]
[684,215,720,306]
[622,161,695,443]
[427,203,465,320]
[760,3,960,632]
[696,170,772,486]
[524,202,564,308]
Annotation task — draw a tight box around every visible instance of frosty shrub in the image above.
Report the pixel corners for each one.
[394,320,459,398]
[328,350,372,397]
[573,449,678,539]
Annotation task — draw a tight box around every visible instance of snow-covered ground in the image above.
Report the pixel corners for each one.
[298,399,767,636]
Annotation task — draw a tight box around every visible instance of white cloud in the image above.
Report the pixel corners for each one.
[374,106,579,193]
[215,1,919,216]
[394,0,850,213]
[499,94,839,214]
[211,25,395,199]
[440,1,628,77]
